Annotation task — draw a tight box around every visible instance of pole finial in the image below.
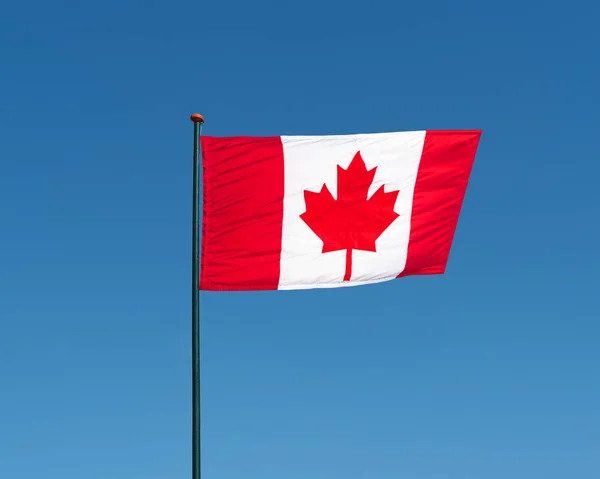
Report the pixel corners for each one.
[190,113,205,124]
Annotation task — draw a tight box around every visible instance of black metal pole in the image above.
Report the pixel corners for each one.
[190,113,204,479]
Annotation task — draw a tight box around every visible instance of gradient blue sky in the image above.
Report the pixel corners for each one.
[1,1,599,478]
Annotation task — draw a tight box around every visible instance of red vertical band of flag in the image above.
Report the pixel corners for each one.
[399,130,481,277]
[200,136,284,291]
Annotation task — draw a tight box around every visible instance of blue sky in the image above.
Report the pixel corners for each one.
[1,0,599,478]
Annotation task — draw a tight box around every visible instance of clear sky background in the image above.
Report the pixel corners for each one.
[1,1,599,478]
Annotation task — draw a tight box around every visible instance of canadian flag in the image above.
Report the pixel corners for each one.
[200,130,481,291]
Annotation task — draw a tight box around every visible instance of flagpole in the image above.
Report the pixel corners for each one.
[190,113,204,479]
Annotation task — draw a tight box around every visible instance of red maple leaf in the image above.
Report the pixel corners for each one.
[300,151,400,282]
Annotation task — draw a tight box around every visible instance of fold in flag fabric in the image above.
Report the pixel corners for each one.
[200,130,481,291]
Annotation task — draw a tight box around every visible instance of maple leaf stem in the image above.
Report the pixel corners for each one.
[343,249,352,282]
